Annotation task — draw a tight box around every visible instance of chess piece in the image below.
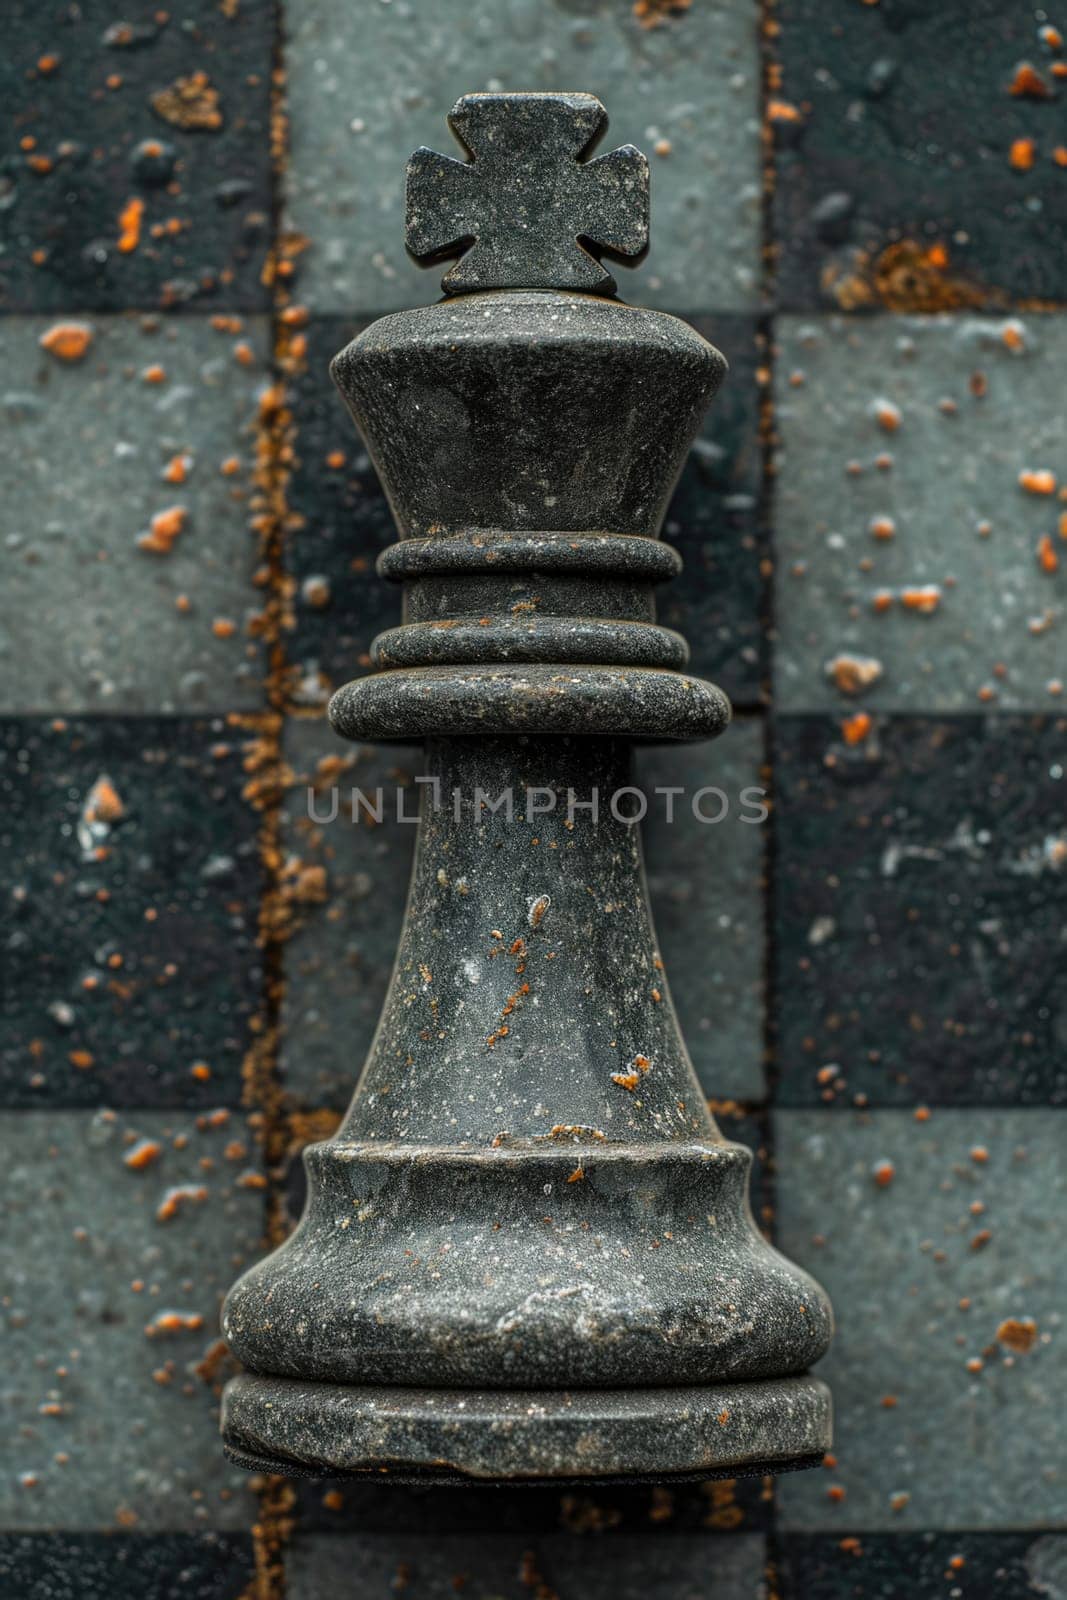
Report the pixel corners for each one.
[221,92,833,1483]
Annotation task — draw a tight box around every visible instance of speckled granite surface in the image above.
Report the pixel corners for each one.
[2,0,1065,1594]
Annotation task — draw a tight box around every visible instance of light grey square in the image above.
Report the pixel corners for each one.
[1,316,269,713]
[1,1108,264,1530]
[774,314,1067,711]
[775,1108,1067,1530]
[284,0,761,315]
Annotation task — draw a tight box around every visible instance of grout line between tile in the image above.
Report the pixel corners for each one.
[235,3,301,1594]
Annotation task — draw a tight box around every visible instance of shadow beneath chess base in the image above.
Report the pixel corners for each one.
[220,1373,832,1485]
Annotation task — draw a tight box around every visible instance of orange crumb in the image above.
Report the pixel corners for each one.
[39,322,94,362]
[914,1105,930,1122]
[612,1072,641,1092]
[872,1159,895,1188]
[1010,61,1051,97]
[117,196,144,254]
[37,54,60,74]
[162,454,189,484]
[233,340,255,366]
[1054,146,1067,167]
[1020,468,1057,495]
[325,450,346,469]
[155,1184,208,1222]
[68,1049,94,1071]
[826,1484,846,1503]
[767,98,802,123]
[901,586,941,614]
[869,514,896,540]
[211,617,237,639]
[1009,137,1036,170]
[86,776,124,822]
[841,712,871,745]
[146,1310,204,1337]
[220,456,241,476]
[529,894,550,929]
[1037,535,1059,574]
[996,1316,1037,1353]
[190,1060,212,1080]
[143,363,166,384]
[124,1139,163,1170]
[138,505,187,555]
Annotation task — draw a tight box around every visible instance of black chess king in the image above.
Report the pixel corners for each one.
[220,91,833,1483]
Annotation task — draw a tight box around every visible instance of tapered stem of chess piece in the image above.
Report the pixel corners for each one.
[221,91,833,1483]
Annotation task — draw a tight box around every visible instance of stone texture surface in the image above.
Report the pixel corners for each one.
[641,723,767,1102]
[773,0,1067,311]
[0,1533,255,1600]
[279,720,767,1107]
[782,1533,1067,1599]
[0,718,262,1108]
[775,1109,1066,1531]
[774,315,1067,713]
[1,1,273,313]
[286,313,764,709]
[1,315,268,714]
[774,715,1067,1108]
[0,1109,264,1530]
[288,1532,769,1599]
[279,718,766,1108]
[283,0,761,316]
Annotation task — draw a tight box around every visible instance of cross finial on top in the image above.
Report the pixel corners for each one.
[405,92,650,296]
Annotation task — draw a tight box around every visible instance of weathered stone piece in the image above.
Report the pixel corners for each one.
[406,92,649,295]
[221,92,832,1482]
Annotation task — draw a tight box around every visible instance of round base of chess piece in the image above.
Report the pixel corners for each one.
[221,1373,831,1484]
